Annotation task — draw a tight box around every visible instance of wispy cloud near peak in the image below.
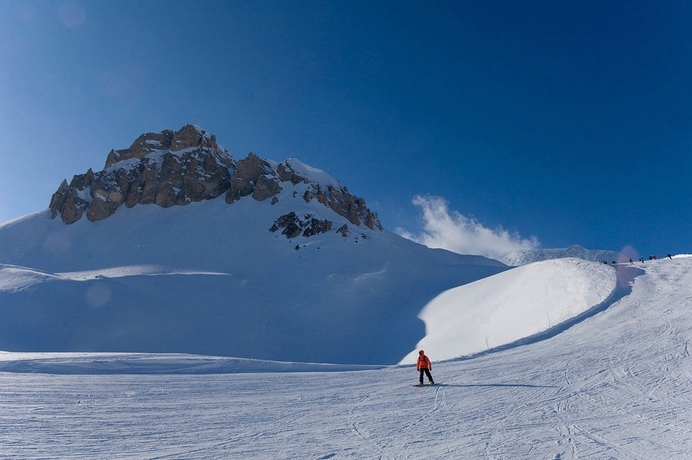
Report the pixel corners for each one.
[396,195,540,260]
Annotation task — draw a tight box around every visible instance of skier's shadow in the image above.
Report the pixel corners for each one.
[434,383,558,389]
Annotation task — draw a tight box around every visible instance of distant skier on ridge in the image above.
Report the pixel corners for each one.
[416,350,435,385]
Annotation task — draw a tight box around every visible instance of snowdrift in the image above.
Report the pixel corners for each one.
[400,258,617,363]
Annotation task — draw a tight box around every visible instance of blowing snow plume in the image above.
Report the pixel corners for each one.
[396,195,539,260]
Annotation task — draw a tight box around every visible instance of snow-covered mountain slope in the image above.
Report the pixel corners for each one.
[502,244,621,266]
[0,256,690,459]
[0,123,653,370]
[0,178,505,365]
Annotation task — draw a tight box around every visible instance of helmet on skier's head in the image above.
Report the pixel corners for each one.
[419,350,424,355]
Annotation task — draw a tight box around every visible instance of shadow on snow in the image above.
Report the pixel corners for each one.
[422,383,558,389]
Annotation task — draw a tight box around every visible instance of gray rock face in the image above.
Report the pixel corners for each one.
[103,125,220,168]
[225,153,283,203]
[50,125,235,223]
[276,162,310,185]
[49,125,383,234]
[269,212,334,239]
[302,183,382,231]
[48,179,89,225]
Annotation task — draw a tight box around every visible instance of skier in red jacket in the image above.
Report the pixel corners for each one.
[416,350,435,385]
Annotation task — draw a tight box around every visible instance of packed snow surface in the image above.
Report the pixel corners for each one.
[1,256,691,458]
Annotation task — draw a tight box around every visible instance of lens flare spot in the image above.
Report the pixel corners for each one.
[59,1,86,29]
[86,283,111,308]
[44,233,72,254]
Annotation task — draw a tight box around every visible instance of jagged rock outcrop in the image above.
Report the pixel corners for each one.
[302,183,382,231]
[48,179,89,225]
[276,162,310,185]
[49,125,383,233]
[103,125,221,168]
[269,212,334,238]
[50,125,236,223]
[225,153,283,203]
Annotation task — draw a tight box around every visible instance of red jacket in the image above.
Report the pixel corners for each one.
[416,354,431,370]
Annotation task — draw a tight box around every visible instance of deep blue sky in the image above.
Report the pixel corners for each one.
[1,1,691,258]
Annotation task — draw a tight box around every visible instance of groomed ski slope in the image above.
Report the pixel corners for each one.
[1,256,692,458]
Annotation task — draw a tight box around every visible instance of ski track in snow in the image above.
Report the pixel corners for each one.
[1,258,692,458]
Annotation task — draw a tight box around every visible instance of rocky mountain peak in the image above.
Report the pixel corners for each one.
[104,124,216,169]
[49,125,382,233]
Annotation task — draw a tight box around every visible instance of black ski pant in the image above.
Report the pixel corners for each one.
[419,368,433,384]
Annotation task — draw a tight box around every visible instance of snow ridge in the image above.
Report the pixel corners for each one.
[501,244,621,266]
